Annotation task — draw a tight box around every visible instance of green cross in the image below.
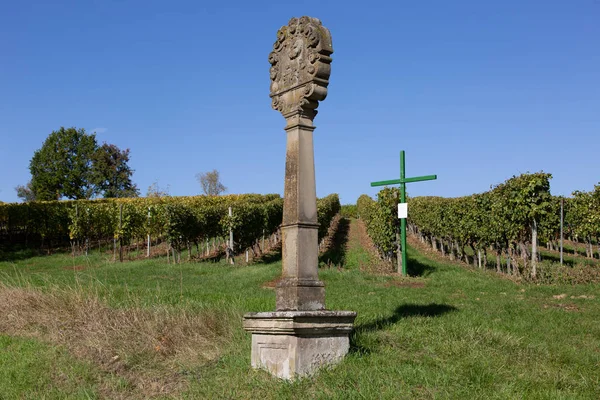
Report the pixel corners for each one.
[370,150,437,276]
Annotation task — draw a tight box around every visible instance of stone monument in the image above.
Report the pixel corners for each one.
[243,16,356,380]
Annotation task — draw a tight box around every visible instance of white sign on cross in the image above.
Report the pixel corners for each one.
[398,203,408,219]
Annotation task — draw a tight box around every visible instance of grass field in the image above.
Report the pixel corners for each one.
[0,220,599,399]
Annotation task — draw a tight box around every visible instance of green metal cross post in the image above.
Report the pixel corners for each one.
[370,151,437,276]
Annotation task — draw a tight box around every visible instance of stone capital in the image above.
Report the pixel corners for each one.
[283,110,317,131]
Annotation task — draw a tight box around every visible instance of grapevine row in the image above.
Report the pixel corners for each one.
[0,194,341,261]
[357,173,600,281]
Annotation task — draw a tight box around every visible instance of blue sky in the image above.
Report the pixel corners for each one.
[1,0,598,204]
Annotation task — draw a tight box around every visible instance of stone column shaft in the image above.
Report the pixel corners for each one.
[276,111,324,311]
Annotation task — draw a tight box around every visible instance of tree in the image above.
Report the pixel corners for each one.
[15,181,37,202]
[196,169,227,196]
[92,143,139,198]
[146,181,170,198]
[28,127,138,201]
[30,127,98,200]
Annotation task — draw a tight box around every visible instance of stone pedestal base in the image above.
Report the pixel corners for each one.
[243,311,357,380]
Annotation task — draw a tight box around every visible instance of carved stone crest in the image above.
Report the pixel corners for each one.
[269,16,333,118]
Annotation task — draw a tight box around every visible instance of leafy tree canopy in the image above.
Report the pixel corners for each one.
[92,143,140,198]
[27,127,138,201]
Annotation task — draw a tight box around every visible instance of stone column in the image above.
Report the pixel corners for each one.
[243,16,356,381]
[276,109,324,311]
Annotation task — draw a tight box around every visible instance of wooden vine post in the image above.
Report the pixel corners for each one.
[119,203,123,262]
[147,207,151,258]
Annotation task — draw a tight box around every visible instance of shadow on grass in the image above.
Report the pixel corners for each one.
[255,244,282,264]
[319,217,350,267]
[350,303,457,354]
[540,252,575,267]
[405,250,436,277]
[0,246,56,263]
[200,250,227,263]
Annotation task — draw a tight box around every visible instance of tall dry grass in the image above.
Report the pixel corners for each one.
[0,281,239,398]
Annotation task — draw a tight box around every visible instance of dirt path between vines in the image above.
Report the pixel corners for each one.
[344,218,393,274]
[263,216,393,289]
